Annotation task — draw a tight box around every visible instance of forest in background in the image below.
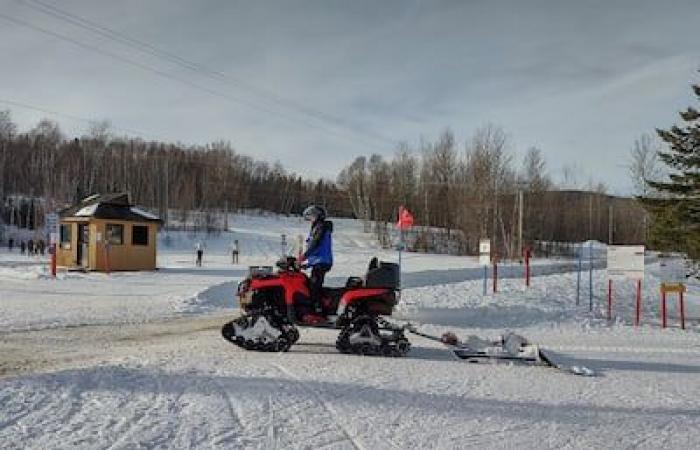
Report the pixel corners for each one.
[0,111,650,258]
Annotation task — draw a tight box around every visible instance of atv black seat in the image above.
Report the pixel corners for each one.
[365,261,400,289]
[249,266,274,278]
[345,276,363,288]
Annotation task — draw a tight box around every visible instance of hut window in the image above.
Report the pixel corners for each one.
[132,225,148,246]
[106,224,124,245]
[60,224,71,244]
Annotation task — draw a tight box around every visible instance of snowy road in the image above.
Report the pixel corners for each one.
[2,312,700,449]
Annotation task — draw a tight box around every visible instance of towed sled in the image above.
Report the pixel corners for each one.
[409,327,595,376]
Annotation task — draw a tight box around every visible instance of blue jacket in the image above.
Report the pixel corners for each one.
[304,220,333,267]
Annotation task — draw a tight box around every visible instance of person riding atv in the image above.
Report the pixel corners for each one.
[300,205,333,320]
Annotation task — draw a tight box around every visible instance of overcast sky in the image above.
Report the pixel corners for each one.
[1,0,699,192]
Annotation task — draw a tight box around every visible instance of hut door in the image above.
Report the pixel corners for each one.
[77,224,89,268]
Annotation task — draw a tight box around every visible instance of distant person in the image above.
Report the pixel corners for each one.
[195,241,204,267]
[38,239,46,256]
[8,238,13,252]
[20,240,26,255]
[27,239,34,256]
[232,239,239,264]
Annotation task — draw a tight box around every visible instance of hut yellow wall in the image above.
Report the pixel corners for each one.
[56,218,157,271]
[56,219,84,267]
[91,219,157,271]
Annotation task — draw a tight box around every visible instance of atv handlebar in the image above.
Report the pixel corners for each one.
[275,256,305,272]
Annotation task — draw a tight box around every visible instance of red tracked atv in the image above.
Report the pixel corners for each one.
[221,256,410,356]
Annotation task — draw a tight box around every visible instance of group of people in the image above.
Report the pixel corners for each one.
[194,239,239,267]
[6,238,47,256]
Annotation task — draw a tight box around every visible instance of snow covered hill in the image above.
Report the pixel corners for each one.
[1,212,699,449]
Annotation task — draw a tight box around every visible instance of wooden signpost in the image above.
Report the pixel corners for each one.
[660,283,686,330]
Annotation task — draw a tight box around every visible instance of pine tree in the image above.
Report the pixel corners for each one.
[643,83,700,261]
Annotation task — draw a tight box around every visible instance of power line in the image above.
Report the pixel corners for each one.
[5,3,396,151]
[0,97,162,139]
[0,96,338,179]
[19,0,395,148]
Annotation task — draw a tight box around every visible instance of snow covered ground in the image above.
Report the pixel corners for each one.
[1,212,699,449]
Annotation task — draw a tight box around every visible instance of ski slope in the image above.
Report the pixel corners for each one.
[1,212,699,449]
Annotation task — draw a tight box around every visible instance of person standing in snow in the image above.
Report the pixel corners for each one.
[195,241,204,267]
[20,240,26,255]
[300,205,333,316]
[8,238,13,252]
[231,239,239,264]
[27,239,34,256]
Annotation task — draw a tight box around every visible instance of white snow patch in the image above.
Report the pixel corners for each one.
[74,204,98,216]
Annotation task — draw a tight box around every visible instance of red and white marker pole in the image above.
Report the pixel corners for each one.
[635,279,642,326]
[524,248,531,287]
[50,243,57,278]
[492,258,498,293]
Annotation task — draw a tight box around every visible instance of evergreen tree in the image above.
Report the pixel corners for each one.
[643,83,700,261]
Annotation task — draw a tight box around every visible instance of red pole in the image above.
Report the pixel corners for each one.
[493,260,498,293]
[607,279,613,320]
[661,288,667,329]
[635,279,641,326]
[50,243,57,278]
[680,291,685,330]
[525,248,531,287]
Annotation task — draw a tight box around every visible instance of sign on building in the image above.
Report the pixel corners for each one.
[607,245,645,279]
[479,239,491,266]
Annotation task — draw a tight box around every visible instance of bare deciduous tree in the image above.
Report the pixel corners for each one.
[629,133,664,196]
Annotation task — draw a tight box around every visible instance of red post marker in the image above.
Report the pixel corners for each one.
[525,248,531,287]
[607,279,613,320]
[635,279,642,326]
[661,288,667,329]
[493,261,498,293]
[50,244,57,278]
[680,291,685,330]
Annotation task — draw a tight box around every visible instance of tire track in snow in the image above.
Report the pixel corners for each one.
[270,362,365,450]
[104,371,164,450]
[211,377,259,448]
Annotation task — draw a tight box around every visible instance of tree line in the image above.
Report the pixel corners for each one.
[337,125,648,258]
[0,110,663,259]
[0,113,352,233]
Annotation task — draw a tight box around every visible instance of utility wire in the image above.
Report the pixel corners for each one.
[5,3,395,151]
[0,96,337,180]
[19,0,395,147]
[0,97,162,139]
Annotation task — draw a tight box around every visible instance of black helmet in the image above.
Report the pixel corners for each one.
[302,205,326,221]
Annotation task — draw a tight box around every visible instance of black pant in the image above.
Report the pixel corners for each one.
[310,264,331,311]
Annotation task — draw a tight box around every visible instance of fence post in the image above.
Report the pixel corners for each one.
[483,265,488,296]
[576,245,582,305]
[635,279,641,326]
[492,259,498,294]
[680,290,685,330]
[525,248,531,287]
[50,243,57,278]
[661,287,667,328]
[588,242,593,312]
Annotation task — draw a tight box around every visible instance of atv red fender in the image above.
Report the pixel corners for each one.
[336,288,393,316]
